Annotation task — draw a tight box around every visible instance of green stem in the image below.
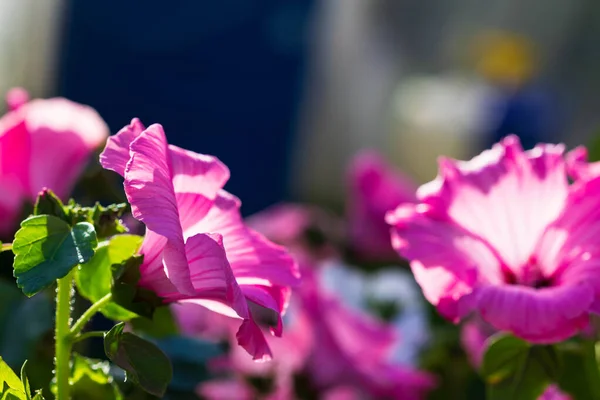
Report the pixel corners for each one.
[583,339,600,399]
[55,271,74,400]
[1,243,12,252]
[72,331,105,344]
[69,293,112,338]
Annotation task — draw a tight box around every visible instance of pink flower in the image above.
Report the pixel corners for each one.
[461,320,572,400]
[299,266,435,400]
[188,204,434,398]
[245,203,342,260]
[99,119,300,360]
[347,150,416,261]
[387,135,600,343]
[197,379,255,400]
[189,267,434,399]
[0,88,108,234]
[566,146,600,181]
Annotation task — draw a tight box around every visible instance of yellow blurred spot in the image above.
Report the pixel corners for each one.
[474,31,536,86]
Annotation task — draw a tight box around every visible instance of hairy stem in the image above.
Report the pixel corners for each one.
[55,271,74,400]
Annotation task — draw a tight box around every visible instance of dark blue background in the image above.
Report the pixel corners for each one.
[58,0,315,215]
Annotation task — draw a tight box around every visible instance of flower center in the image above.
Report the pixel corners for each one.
[504,256,553,288]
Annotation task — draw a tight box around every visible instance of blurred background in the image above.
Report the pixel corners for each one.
[2,1,600,398]
[4,0,600,213]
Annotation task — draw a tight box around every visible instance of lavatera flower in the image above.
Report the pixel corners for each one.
[387,135,600,343]
[100,119,300,360]
[0,88,108,235]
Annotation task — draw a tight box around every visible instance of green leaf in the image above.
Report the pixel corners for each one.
[1,389,26,400]
[111,255,162,319]
[69,354,122,400]
[104,323,172,397]
[0,357,24,394]
[557,341,600,400]
[75,235,143,321]
[481,334,560,400]
[13,215,98,296]
[19,362,30,400]
[65,203,128,240]
[33,190,68,222]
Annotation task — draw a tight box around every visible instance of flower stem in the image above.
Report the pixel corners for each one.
[72,331,105,344]
[55,271,74,400]
[583,339,600,398]
[69,293,112,338]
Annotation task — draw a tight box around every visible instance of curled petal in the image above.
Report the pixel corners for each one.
[566,146,600,181]
[237,319,273,361]
[125,124,193,294]
[99,118,145,177]
[475,283,593,343]
[388,203,501,321]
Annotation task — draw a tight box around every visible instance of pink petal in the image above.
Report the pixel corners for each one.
[138,229,170,287]
[387,203,501,321]
[99,118,145,177]
[241,284,291,336]
[475,283,593,343]
[322,386,362,400]
[245,203,314,245]
[566,146,600,181]
[172,302,236,339]
[6,87,29,111]
[347,150,417,259]
[418,135,568,277]
[186,191,300,286]
[124,124,194,294]
[169,145,230,231]
[185,233,248,320]
[0,115,30,213]
[25,98,109,199]
[539,385,572,400]
[169,144,229,199]
[236,318,272,361]
[536,177,600,289]
[197,379,254,400]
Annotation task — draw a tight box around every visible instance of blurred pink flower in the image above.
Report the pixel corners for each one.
[245,203,342,260]
[347,150,417,261]
[188,261,434,399]
[0,88,108,234]
[197,379,255,400]
[566,146,600,181]
[388,135,600,343]
[461,320,571,400]
[299,266,435,400]
[100,119,300,360]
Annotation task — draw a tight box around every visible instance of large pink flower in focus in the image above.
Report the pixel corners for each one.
[387,135,600,343]
[0,88,108,234]
[99,119,300,360]
[347,150,417,260]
